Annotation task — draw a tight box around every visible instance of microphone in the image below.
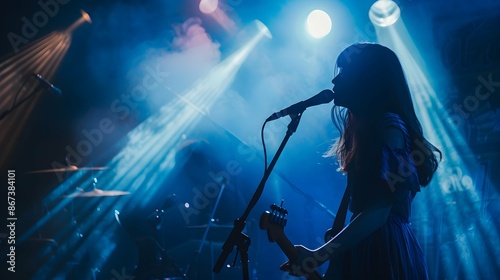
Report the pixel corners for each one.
[266,89,334,121]
[32,73,62,96]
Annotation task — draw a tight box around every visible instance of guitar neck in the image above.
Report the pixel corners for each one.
[275,233,324,280]
[275,232,298,260]
[260,208,323,280]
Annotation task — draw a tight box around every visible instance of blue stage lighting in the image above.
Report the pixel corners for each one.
[369,0,401,27]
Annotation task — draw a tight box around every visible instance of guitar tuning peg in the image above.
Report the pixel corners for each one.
[270,203,279,212]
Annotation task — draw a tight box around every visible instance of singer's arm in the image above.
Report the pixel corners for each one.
[312,204,391,264]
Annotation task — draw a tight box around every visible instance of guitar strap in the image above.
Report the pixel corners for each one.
[322,182,351,278]
[331,182,351,236]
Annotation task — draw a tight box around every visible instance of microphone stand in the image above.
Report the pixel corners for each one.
[0,83,45,122]
[213,112,304,280]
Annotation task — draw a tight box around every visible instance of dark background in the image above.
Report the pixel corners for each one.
[1,0,499,279]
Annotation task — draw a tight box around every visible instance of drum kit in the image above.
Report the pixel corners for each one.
[26,164,135,279]
[26,164,234,279]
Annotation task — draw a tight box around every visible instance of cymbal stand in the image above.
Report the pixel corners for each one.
[185,180,227,279]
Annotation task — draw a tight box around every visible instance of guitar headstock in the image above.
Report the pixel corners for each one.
[259,202,288,242]
[259,202,325,280]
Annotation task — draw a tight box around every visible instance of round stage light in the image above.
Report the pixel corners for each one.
[255,20,273,39]
[81,10,92,24]
[369,0,401,27]
[306,10,332,39]
[199,0,218,14]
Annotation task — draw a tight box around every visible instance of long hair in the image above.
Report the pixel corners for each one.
[326,43,441,186]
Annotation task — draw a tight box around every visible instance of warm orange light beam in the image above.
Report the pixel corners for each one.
[0,32,72,168]
[65,10,92,34]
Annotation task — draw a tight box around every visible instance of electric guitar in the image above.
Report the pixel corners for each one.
[259,203,324,280]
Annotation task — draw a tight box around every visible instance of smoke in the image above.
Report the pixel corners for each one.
[84,0,221,104]
[71,0,222,159]
[80,0,335,170]
[172,17,220,54]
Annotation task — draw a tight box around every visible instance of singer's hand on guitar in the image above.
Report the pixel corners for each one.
[260,204,326,279]
[279,245,326,277]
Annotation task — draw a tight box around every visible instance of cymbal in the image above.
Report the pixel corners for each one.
[64,188,130,198]
[27,165,109,174]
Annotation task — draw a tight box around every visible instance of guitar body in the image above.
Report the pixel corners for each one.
[260,204,324,280]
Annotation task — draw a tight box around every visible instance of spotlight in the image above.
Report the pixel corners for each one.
[369,0,401,27]
[306,10,332,39]
[65,9,92,33]
[255,20,272,39]
[81,9,92,24]
[199,0,218,14]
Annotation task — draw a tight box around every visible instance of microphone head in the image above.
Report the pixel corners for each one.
[51,86,63,96]
[267,89,334,121]
[319,89,334,102]
[308,89,334,106]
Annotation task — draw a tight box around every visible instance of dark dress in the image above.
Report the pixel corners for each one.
[342,112,429,280]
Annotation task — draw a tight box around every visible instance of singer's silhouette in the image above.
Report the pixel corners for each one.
[280,43,442,280]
